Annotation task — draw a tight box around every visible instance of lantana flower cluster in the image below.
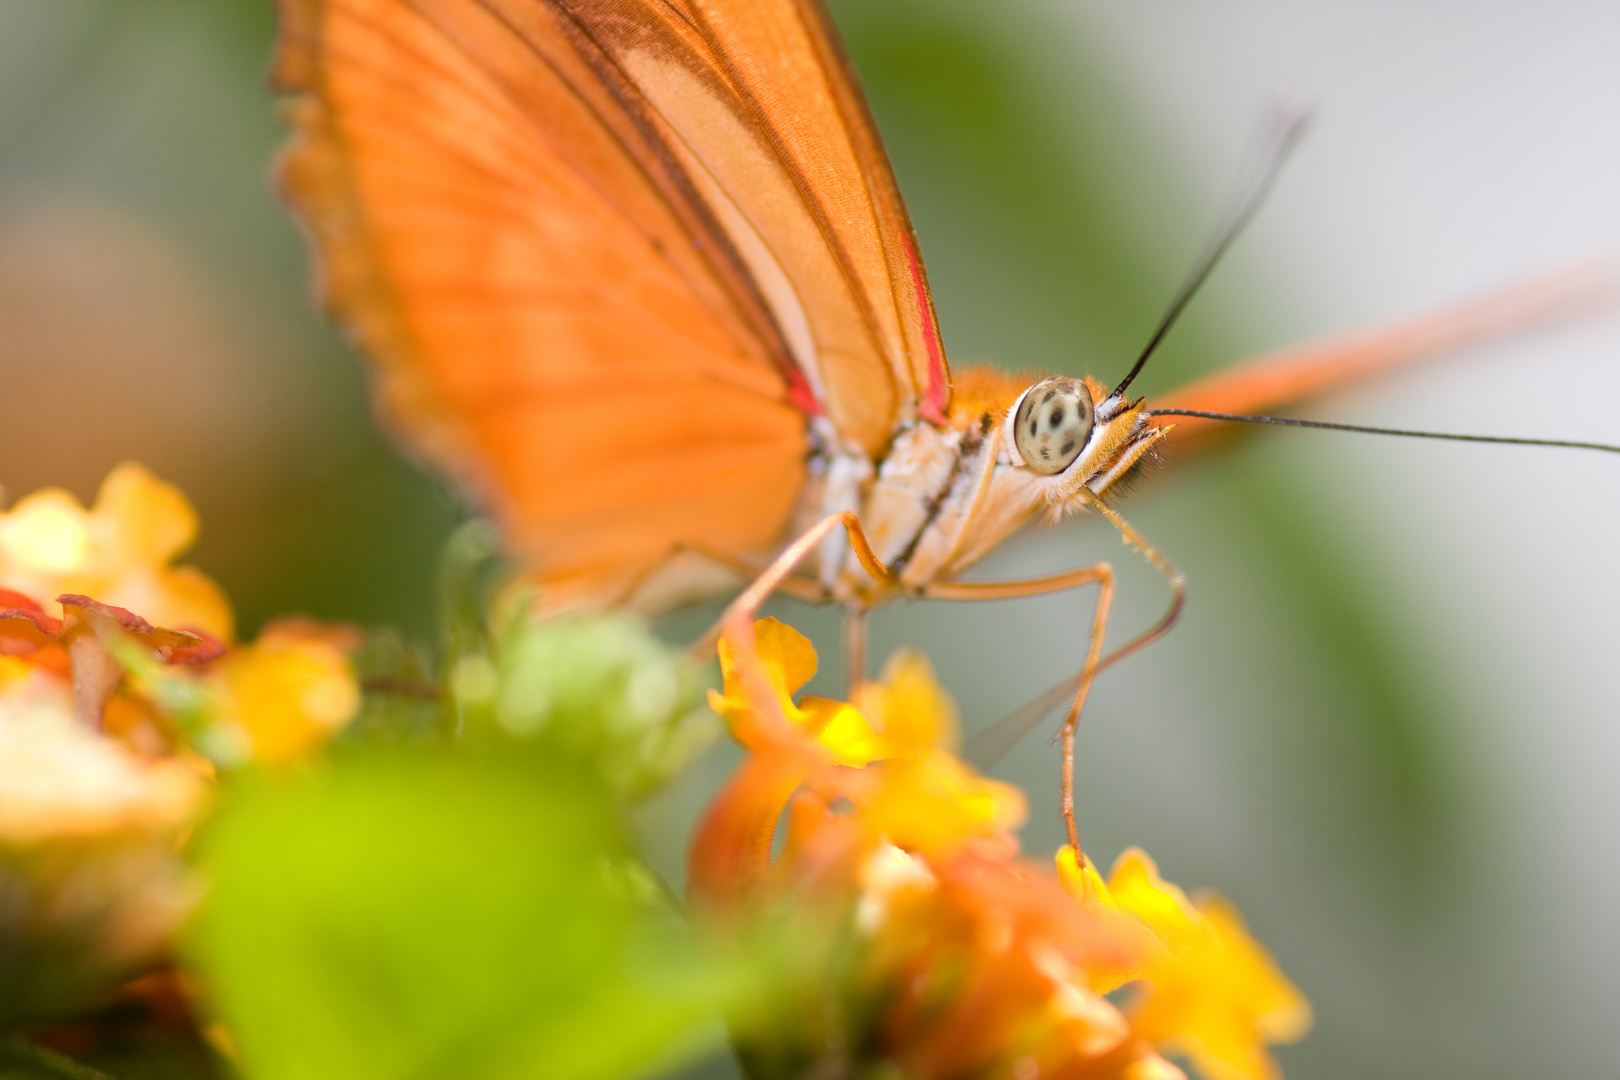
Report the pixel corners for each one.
[693,617,1310,1080]
[0,464,361,1024]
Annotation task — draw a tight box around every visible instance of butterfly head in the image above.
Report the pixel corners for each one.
[1003,375,1169,504]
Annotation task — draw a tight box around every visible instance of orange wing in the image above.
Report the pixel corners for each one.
[272,0,947,609]
[1149,260,1616,444]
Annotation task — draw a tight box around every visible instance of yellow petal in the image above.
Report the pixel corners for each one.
[154,565,235,642]
[0,465,233,638]
[1125,1054,1190,1080]
[223,625,360,763]
[1056,845,1177,995]
[717,617,818,718]
[1056,844,1119,912]
[858,748,1026,858]
[854,648,956,754]
[801,696,884,764]
[0,489,91,579]
[1197,897,1314,1044]
[1108,847,1200,950]
[92,462,197,570]
[1107,850,1312,1080]
[751,616,818,698]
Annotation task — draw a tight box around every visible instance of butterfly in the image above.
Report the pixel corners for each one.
[269,0,1615,815]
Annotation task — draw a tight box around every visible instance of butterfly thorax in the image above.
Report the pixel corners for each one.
[804,367,1169,604]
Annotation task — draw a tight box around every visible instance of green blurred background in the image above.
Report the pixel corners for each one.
[1,1,1617,1078]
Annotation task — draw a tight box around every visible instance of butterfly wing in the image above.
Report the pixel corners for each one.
[1149,261,1613,444]
[272,0,947,609]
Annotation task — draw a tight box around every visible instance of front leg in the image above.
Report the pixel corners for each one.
[924,564,1114,859]
[693,512,900,687]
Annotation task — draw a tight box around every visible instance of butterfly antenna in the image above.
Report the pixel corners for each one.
[1112,105,1312,400]
[1147,408,1620,454]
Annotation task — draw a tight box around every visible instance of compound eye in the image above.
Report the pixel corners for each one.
[1013,376,1094,475]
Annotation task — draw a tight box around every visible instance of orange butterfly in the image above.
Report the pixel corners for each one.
[270,0,1612,833]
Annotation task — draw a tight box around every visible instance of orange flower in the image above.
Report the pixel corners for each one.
[0,462,232,640]
[693,619,1182,1080]
[693,619,1026,908]
[695,618,1311,1080]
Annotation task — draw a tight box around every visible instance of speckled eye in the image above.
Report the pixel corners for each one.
[1013,376,1094,475]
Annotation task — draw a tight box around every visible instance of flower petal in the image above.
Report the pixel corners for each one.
[1106,848,1312,1080]
[854,649,957,754]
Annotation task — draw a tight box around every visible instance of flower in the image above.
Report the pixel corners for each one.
[0,466,363,1023]
[693,619,1028,909]
[693,618,1310,1080]
[693,618,1185,1080]
[1061,848,1312,1080]
[209,618,362,763]
[0,635,209,1024]
[0,462,233,640]
[0,657,206,841]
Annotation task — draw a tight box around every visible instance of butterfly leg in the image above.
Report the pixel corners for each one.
[692,511,898,662]
[924,565,1113,854]
[845,601,870,695]
[1071,488,1188,675]
[924,492,1186,863]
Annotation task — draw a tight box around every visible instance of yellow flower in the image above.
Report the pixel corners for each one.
[853,648,958,755]
[0,463,232,640]
[215,620,361,763]
[1055,845,1167,995]
[0,467,363,1022]
[705,619,1024,861]
[710,616,879,764]
[857,746,1026,861]
[1102,848,1312,1080]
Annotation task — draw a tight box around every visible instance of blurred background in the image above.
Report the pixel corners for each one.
[1,1,1616,1078]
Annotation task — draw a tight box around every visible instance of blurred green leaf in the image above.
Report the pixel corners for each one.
[187,750,716,1080]
[345,626,447,746]
[437,520,505,669]
[452,613,719,801]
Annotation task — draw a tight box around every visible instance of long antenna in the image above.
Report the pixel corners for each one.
[1112,106,1311,400]
[1147,408,1620,454]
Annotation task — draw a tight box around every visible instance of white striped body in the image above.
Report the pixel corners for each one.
[802,378,1171,604]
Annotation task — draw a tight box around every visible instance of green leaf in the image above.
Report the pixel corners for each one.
[187,750,715,1080]
[456,613,719,801]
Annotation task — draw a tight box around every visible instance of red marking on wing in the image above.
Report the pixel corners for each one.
[785,370,823,416]
[905,234,949,425]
